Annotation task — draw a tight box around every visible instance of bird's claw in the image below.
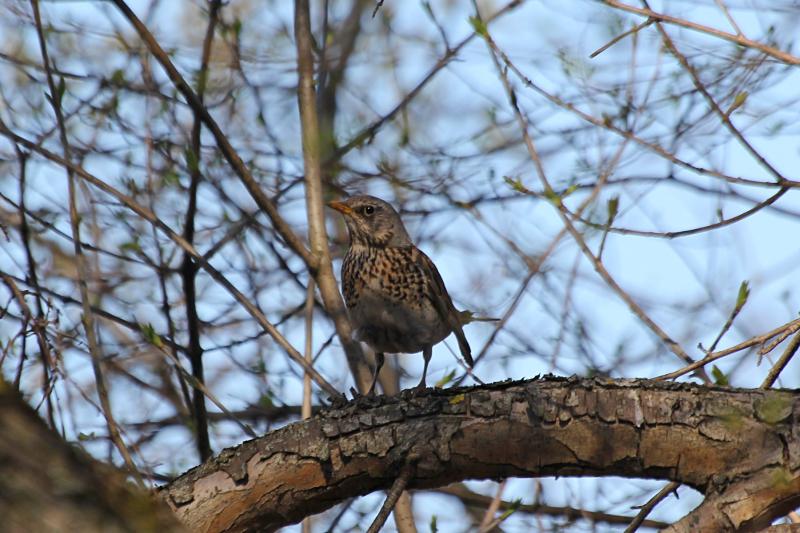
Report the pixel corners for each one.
[326,392,349,408]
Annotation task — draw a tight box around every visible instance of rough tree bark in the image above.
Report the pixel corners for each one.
[161,376,800,532]
[0,379,185,533]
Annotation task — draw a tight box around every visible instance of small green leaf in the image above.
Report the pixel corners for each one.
[563,184,578,197]
[120,240,141,253]
[607,196,619,222]
[736,280,750,310]
[195,69,209,93]
[727,91,748,115]
[252,358,267,375]
[184,147,199,173]
[468,16,488,36]
[435,370,456,388]
[163,170,180,187]
[429,515,438,533]
[499,498,522,520]
[543,187,562,207]
[711,365,729,386]
[503,176,530,194]
[400,124,410,146]
[259,393,274,408]
[110,69,125,85]
[140,323,163,348]
[56,77,66,103]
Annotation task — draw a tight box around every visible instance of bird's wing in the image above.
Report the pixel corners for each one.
[412,248,474,366]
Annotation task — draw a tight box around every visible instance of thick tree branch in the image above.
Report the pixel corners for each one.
[294,0,373,393]
[0,379,185,532]
[162,377,800,532]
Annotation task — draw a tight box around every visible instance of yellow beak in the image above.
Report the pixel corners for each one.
[327,200,353,215]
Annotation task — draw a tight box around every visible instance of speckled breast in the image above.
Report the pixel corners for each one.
[341,245,450,353]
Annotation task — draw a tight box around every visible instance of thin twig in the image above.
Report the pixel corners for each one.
[602,0,800,65]
[474,7,708,383]
[301,278,315,533]
[324,499,356,533]
[643,0,788,185]
[328,0,525,165]
[590,18,653,58]
[109,0,314,266]
[30,0,143,486]
[705,284,748,355]
[439,484,669,529]
[478,25,798,244]
[656,318,800,381]
[478,480,506,532]
[760,331,800,388]
[0,273,50,390]
[713,0,743,36]
[14,147,57,429]
[371,0,385,18]
[481,40,800,193]
[760,324,800,356]
[302,280,315,420]
[366,462,416,533]
[0,123,342,399]
[0,269,186,355]
[181,0,223,463]
[151,340,257,439]
[565,187,788,240]
[461,127,628,378]
[624,482,678,532]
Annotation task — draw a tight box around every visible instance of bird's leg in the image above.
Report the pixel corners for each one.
[367,352,385,396]
[416,346,432,391]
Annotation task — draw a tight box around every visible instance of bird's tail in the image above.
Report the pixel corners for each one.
[454,327,473,367]
[458,310,500,324]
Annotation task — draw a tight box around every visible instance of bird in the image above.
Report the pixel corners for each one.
[328,195,474,395]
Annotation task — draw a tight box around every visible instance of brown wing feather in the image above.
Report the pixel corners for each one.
[413,248,473,366]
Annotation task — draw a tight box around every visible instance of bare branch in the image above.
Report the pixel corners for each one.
[602,0,800,65]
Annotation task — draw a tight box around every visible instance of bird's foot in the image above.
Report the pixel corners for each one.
[326,392,349,408]
[348,386,369,400]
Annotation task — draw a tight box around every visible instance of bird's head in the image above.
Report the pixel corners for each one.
[328,195,412,247]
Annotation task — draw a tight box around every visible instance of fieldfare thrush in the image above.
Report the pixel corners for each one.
[328,195,474,395]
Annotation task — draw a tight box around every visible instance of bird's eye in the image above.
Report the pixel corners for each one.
[362,205,375,216]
